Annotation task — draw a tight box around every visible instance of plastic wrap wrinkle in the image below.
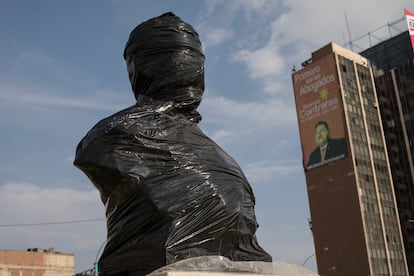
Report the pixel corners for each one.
[74,12,271,276]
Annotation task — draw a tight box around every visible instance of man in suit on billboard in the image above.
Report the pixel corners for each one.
[307,121,348,170]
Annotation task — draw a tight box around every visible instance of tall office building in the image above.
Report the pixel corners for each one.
[292,42,409,275]
[361,31,414,275]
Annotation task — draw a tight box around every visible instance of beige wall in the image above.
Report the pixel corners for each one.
[0,250,74,276]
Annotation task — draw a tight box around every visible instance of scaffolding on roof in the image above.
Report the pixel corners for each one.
[343,16,407,52]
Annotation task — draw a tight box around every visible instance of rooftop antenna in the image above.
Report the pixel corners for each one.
[344,11,354,51]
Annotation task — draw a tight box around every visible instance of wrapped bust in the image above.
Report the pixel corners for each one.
[74,12,271,275]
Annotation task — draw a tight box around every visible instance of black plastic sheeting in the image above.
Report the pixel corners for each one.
[74,12,271,276]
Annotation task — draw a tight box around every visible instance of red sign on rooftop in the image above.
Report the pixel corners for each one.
[405,8,414,52]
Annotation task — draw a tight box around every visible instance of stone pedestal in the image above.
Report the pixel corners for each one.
[147,256,319,276]
[159,272,316,276]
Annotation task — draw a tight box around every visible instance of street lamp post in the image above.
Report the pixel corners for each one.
[302,252,316,267]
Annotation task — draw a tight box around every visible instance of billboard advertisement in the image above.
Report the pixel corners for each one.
[292,54,348,171]
[405,8,414,52]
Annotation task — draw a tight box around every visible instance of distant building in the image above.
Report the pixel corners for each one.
[361,30,414,275]
[0,248,74,276]
[292,42,409,275]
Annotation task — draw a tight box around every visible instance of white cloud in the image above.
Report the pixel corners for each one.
[0,182,106,272]
[203,28,234,48]
[13,49,58,72]
[64,155,75,164]
[233,0,281,22]
[271,0,408,62]
[209,129,237,144]
[1,91,119,110]
[0,164,16,173]
[1,47,131,112]
[201,92,296,128]
[205,0,409,95]
[199,92,299,151]
[262,77,288,94]
[198,0,281,49]
[232,46,285,79]
[203,0,280,22]
[244,160,302,184]
[0,182,102,222]
[0,82,128,111]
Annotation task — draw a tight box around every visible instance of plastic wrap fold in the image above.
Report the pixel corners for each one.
[74,12,271,276]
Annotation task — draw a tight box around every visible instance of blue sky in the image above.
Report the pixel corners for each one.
[0,0,411,273]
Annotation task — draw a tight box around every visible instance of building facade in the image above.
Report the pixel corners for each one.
[0,248,74,276]
[292,43,409,275]
[361,31,414,275]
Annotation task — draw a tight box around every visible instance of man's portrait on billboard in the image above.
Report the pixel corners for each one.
[306,120,348,170]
